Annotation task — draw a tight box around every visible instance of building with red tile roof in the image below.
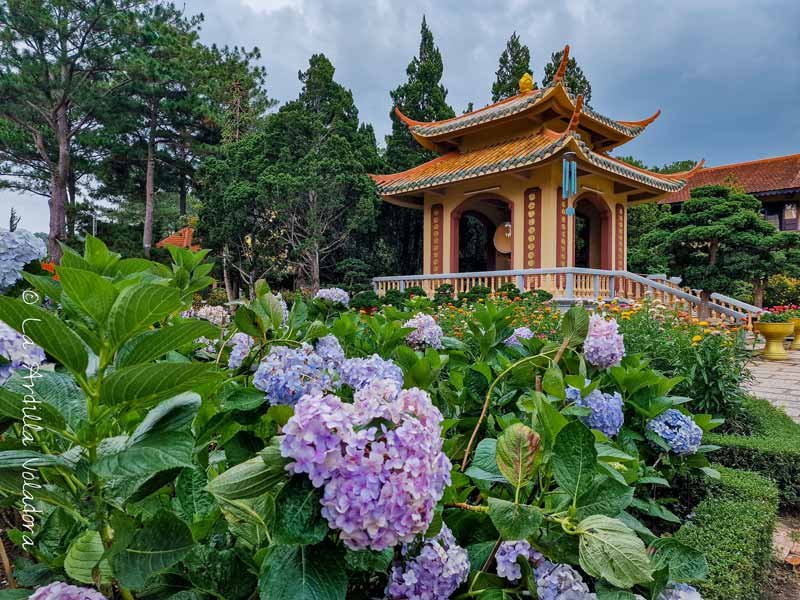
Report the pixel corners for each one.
[156,226,200,251]
[662,154,800,230]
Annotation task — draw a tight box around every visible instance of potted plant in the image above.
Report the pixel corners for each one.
[773,305,800,350]
[755,310,794,359]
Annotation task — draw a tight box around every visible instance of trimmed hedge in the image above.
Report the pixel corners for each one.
[676,466,779,600]
[706,396,800,508]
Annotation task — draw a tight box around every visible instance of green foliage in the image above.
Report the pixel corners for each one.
[765,273,800,306]
[542,48,592,103]
[351,290,380,310]
[492,32,533,101]
[707,396,800,508]
[675,466,778,600]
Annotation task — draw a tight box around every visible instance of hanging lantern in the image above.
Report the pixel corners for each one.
[562,151,578,199]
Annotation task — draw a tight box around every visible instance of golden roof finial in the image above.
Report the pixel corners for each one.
[518,72,534,94]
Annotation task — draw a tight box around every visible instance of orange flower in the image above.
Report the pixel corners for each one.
[40,261,59,281]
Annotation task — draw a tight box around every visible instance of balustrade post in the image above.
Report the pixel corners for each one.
[516,274,524,294]
[565,272,575,298]
[608,276,615,299]
[592,275,600,300]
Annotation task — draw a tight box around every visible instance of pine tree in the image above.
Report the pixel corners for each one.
[491,32,532,102]
[542,49,592,103]
[382,17,454,274]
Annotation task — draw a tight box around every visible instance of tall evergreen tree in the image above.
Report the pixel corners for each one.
[491,32,532,102]
[542,49,592,103]
[382,17,454,274]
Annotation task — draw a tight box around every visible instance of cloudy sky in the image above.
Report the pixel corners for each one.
[4,0,800,233]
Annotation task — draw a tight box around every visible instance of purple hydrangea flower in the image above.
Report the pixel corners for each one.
[0,228,47,292]
[281,384,450,551]
[496,540,535,582]
[253,343,332,405]
[339,354,404,391]
[404,313,444,350]
[535,559,596,600]
[569,387,625,437]
[280,392,355,487]
[228,332,255,369]
[315,287,350,306]
[386,524,469,600]
[583,315,625,369]
[29,582,107,600]
[646,409,703,455]
[316,334,345,371]
[0,320,46,384]
[656,584,703,600]
[505,326,535,347]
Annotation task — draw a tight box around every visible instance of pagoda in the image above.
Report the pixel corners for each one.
[371,46,702,275]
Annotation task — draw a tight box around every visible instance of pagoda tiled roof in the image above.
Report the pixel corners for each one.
[371,130,692,196]
[156,226,200,251]
[663,153,800,203]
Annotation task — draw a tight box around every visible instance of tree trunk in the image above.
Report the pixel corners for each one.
[752,279,764,308]
[143,112,156,258]
[311,246,321,292]
[223,245,235,302]
[179,173,187,217]
[66,167,77,239]
[48,105,70,262]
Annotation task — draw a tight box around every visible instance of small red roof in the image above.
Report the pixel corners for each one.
[156,226,200,251]
[663,153,800,203]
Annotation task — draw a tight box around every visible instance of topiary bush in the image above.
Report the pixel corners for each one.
[676,466,778,600]
[351,289,380,310]
[706,396,800,508]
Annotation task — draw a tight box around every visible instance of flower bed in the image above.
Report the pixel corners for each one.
[0,239,763,599]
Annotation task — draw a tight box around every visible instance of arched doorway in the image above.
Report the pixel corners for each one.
[450,196,513,273]
[573,194,611,269]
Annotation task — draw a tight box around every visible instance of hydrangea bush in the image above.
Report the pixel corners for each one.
[0,228,46,292]
[0,318,46,383]
[0,241,720,600]
[315,286,350,306]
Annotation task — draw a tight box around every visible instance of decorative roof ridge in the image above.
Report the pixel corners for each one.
[581,143,688,191]
[566,95,584,133]
[552,44,571,84]
[693,152,800,172]
[600,152,701,183]
[659,159,707,180]
[617,109,662,128]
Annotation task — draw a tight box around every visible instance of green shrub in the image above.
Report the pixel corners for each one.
[207,287,229,306]
[765,273,800,307]
[496,282,521,296]
[676,466,778,600]
[351,290,380,310]
[404,285,427,299]
[706,396,800,508]
[382,288,405,306]
[527,288,553,302]
[457,284,491,303]
[433,283,455,305]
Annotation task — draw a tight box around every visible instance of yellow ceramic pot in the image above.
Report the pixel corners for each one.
[755,321,794,360]
[791,318,800,351]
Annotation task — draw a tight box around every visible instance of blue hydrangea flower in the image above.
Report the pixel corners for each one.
[386,525,469,599]
[535,559,596,600]
[496,540,536,582]
[404,313,444,350]
[505,326,535,347]
[339,354,404,391]
[253,343,332,405]
[0,320,46,384]
[656,583,702,600]
[646,409,703,455]
[316,334,345,371]
[0,228,46,292]
[227,332,255,369]
[30,582,107,600]
[315,287,350,306]
[569,387,625,437]
[584,315,625,369]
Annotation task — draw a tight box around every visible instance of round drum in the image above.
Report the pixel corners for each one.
[493,222,512,254]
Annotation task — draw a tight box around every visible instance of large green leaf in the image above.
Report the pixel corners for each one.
[56,267,118,325]
[521,391,569,454]
[21,272,62,302]
[561,305,590,346]
[258,543,347,600]
[0,297,88,376]
[0,450,72,470]
[552,421,597,500]
[649,538,708,583]
[92,431,194,479]
[575,478,634,520]
[578,515,653,589]
[64,530,113,584]
[495,423,540,492]
[4,369,87,429]
[274,477,327,546]
[129,393,201,443]
[219,493,274,547]
[112,510,195,589]
[117,320,220,367]
[174,466,217,525]
[487,497,543,540]
[0,387,66,435]
[464,438,506,483]
[107,283,182,347]
[100,362,218,407]
[207,453,287,501]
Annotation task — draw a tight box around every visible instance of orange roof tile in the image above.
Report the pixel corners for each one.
[156,226,200,251]
[663,153,800,203]
[370,131,688,196]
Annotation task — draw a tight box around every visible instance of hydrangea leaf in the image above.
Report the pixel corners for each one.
[495,423,540,491]
[574,478,634,520]
[552,421,597,500]
[56,267,118,325]
[116,320,219,367]
[100,362,219,408]
[561,305,590,346]
[258,542,347,600]
[343,548,393,573]
[488,497,543,540]
[64,530,113,585]
[106,283,183,348]
[578,515,653,589]
[649,537,709,583]
[207,454,287,501]
[273,477,327,546]
[464,438,506,483]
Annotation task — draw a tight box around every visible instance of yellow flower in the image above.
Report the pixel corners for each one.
[691,335,703,343]
[698,320,709,327]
